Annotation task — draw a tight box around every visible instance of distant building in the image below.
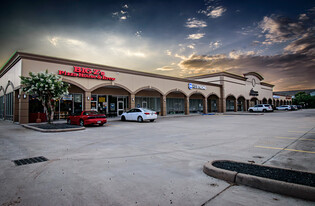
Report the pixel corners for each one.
[274,89,315,98]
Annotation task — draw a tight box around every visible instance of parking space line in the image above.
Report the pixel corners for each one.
[275,137,315,141]
[255,146,315,154]
[288,131,315,134]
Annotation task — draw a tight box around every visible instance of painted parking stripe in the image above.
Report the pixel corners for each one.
[288,131,315,134]
[275,137,315,141]
[255,146,315,154]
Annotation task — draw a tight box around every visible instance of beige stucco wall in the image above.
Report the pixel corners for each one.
[21,59,221,98]
[0,59,22,94]
[196,75,273,101]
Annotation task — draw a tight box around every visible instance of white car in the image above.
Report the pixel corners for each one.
[121,108,157,122]
[276,105,292,111]
[248,104,273,112]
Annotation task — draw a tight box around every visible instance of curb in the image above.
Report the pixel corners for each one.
[203,160,315,201]
[22,124,85,132]
[223,113,264,116]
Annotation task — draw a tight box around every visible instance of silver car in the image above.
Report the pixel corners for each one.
[276,105,292,111]
[248,104,273,112]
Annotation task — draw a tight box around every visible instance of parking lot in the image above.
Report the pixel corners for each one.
[0,109,315,206]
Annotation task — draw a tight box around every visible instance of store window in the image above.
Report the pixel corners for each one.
[189,99,203,113]
[167,98,184,114]
[135,97,161,114]
[0,96,4,118]
[210,99,218,112]
[5,92,13,120]
[226,99,235,112]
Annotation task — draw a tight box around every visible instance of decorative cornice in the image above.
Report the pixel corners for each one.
[243,72,264,81]
[0,52,222,88]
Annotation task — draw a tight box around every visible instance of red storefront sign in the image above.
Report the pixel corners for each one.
[58,66,115,81]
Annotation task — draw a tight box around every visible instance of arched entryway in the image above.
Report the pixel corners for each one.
[189,93,205,114]
[91,85,130,117]
[135,87,163,115]
[262,98,267,104]
[268,98,272,105]
[208,94,219,112]
[280,100,283,105]
[250,97,258,107]
[276,100,280,107]
[4,81,15,121]
[226,95,236,112]
[166,90,187,115]
[237,96,246,111]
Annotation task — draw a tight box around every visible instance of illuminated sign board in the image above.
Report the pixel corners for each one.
[188,83,206,90]
[58,66,115,81]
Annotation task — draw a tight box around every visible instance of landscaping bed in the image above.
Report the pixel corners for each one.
[213,160,315,187]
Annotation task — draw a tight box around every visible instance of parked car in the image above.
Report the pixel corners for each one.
[248,104,273,112]
[121,108,157,122]
[291,105,298,110]
[67,111,107,126]
[276,105,292,111]
[297,105,302,109]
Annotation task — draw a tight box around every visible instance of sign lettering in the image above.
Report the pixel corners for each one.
[58,66,115,81]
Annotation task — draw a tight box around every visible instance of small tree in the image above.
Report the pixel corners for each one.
[20,70,69,124]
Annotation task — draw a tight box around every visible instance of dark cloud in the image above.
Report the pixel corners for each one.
[179,7,315,91]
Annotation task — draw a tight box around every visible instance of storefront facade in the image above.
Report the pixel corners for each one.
[188,71,292,111]
[0,52,223,123]
[0,52,291,124]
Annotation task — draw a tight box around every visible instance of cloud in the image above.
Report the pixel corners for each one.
[165,50,172,56]
[199,6,226,18]
[135,31,142,38]
[187,43,195,49]
[187,33,205,40]
[209,41,222,50]
[259,15,304,45]
[156,66,175,71]
[112,4,129,20]
[185,18,207,28]
[179,50,315,90]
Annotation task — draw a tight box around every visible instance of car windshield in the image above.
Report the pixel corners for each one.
[83,111,99,115]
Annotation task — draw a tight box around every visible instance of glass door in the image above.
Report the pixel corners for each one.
[117,101,124,116]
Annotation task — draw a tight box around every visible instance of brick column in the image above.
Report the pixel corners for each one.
[19,91,29,124]
[185,96,190,115]
[161,95,166,116]
[244,99,248,111]
[130,93,135,109]
[234,99,237,112]
[219,98,226,113]
[84,91,91,111]
[203,98,207,114]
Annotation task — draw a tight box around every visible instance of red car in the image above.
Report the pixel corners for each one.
[67,111,107,126]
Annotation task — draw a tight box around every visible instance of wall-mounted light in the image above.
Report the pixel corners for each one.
[18,94,20,99]
[23,94,27,99]
[87,96,90,101]
[132,98,134,102]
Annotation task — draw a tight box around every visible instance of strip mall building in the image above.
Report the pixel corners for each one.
[0,52,292,124]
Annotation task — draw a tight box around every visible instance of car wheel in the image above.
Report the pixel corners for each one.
[121,116,126,121]
[137,116,143,122]
[79,119,85,126]
[249,109,253,112]
[67,119,71,125]
[150,119,155,122]
[99,123,104,126]
[263,109,266,112]
[285,109,288,111]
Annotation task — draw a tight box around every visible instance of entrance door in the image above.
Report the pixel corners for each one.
[142,101,147,108]
[117,101,124,116]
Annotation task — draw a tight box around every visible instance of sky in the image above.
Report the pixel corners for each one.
[0,0,314,91]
